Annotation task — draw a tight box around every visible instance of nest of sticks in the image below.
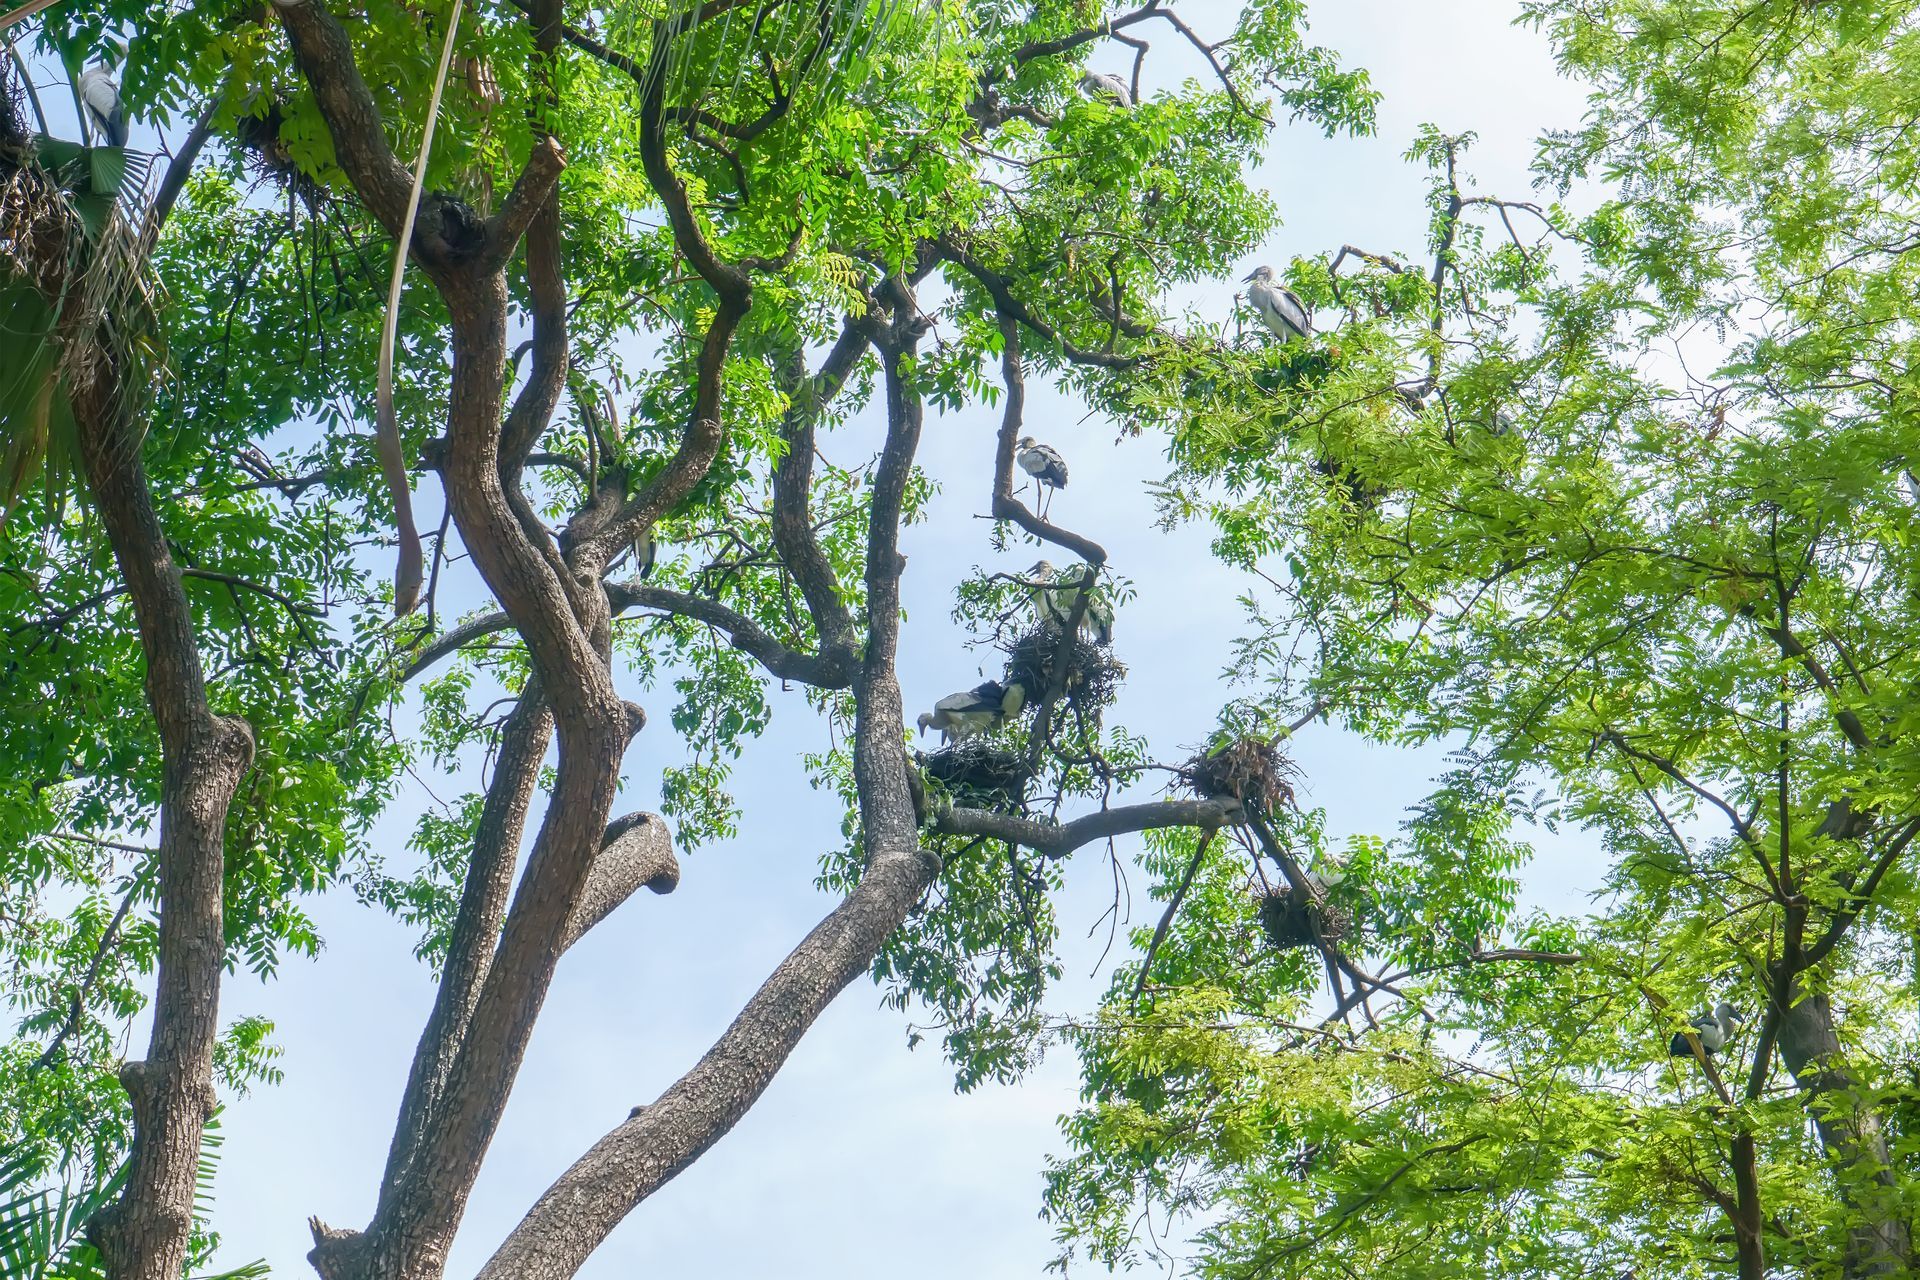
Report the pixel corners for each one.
[1256,886,1351,951]
[1003,625,1126,715]
[1181,737,1297,812]
[235,99,323,200]
[921,742,1031,812]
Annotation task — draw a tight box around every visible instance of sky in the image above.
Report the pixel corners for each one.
[16,2,1600,1275]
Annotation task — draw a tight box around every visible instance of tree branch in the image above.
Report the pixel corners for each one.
[932,798,1243,858]
[560,812,679,952]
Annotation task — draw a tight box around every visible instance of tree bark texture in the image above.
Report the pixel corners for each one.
[72,379,255,1280]
[1779,985,1912,1276]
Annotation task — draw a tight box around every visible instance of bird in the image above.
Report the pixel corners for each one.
[1016,436,1068,517]
[917,679,1024,746]
[1304,851,1349,895]
[1079,70,1133,109]
[1668,1002,1742,1058]
[1027,560,1114,645]
[1243,265,1312,344]
[633,534,658,580]
[77,64,128,148]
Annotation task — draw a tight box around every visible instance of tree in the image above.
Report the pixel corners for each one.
[1047,7,1920,1280]
[0,1,1377,1278]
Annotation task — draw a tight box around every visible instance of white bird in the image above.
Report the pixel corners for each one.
[1669,1001,1742,1058]
[77,64,128,149]
[917,680,1024,745]
[1080,70,1133,109]
[1016,436,1068,517]
[1027,560,1113,645]
[633,534,658,580]
[1243,265,1312,344]
[1304,851,1348,895]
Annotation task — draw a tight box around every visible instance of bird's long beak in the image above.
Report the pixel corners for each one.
[1241,271,1257,283]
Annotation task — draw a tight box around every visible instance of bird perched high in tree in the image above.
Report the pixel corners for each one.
[917,679,1025,745]
[1027,560,1114,645]
[1668,1001,1742,1058]
[1080,70,1133,109]
[1243,265,1312,344]
[632,534,658,580]
[1016,436,1068,517]
[77,64,128,148]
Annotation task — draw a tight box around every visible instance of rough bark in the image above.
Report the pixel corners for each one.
[1779,985,1912,1276]
[560,813,679,951]
[471,283,938,1279]
[379,684,553,1211]
[72,381,255,1280]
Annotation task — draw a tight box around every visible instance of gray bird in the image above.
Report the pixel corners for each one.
[1669,1001,1742,1058]
[1016,436,1068,516]
[918,679,1023,745]
[1243,265,1312,344]
[1027,560,1113,645]
[77,64,128,148]
[1080,70,1133,109]
[633,534,658,580]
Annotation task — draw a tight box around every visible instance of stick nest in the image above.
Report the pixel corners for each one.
[921,743,1031,812]
[1256,886,1351,951]
[235,100,322,201]
[1181,737,1297,811]
[1003,625,1126,714]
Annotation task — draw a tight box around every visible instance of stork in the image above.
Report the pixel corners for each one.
[1303,850,1348,896]
[77,64,128,148]
[1027,560,1113,645]
[1242,265,1312,345]
[1016,436,1068,517]
[917,679,1024,745]
[1668,1001,1742,1058]
[1080,70,1133,109]
[633,534,658,581]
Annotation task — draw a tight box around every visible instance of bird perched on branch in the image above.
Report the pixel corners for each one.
[1027,560,1114,645]
[77,64,128,148]
[917,680,1025,745]
[1243,265,1312,344]
[1016,436,1068,517]
[632,534,658,580]
[1668,1001,1742,1058]
[1080,70,1133,109]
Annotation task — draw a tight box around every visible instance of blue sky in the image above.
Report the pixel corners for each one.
[25,2,1599,1274]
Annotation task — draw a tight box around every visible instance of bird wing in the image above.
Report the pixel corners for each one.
[1275,288,1312,336]
[936,688,996,715]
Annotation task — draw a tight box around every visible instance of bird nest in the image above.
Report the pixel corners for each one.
[235,100,322,200]
[1181,737,1296,812]
[921,743,1031,812]
[1256,886,1351,951]
[1002,625,1127,714]
[0,61,28,152]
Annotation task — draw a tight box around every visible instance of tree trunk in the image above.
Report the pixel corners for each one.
[1779,985,1912,1276]
[72,381,254,1280]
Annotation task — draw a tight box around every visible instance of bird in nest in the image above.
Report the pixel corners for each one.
[1027,560,1114,645]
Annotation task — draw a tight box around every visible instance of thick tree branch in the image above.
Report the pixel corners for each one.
[560,812,679,951]
[70,351,254,1280]
[473,845,937,1280]
[933,798,1242,859]
[991,316,1109,565]
[771,318,873,660]
[375,684,552,1218]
